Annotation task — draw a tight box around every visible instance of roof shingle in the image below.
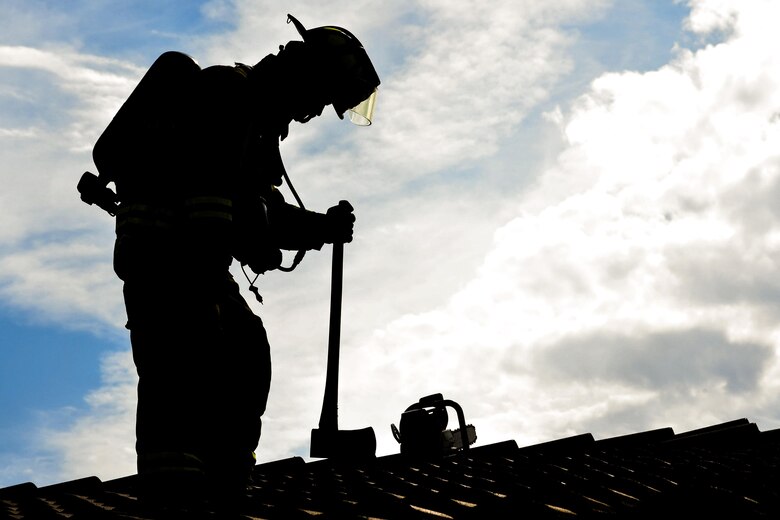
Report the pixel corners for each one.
[2,418,779,518]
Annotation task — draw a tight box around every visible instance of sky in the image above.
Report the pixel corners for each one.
[2,0,780,487]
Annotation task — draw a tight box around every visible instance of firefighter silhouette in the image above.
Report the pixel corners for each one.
[84,14,379,508]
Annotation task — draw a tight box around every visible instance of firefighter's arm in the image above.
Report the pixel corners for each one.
[232,193,283,273]
[267,194,355,251]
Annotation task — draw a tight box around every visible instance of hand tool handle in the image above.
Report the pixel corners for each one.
[318,241,343,431]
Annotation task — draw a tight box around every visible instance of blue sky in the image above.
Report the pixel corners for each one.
[3,0,780,488]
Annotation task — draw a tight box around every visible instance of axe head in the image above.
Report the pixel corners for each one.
[310,427,377,460]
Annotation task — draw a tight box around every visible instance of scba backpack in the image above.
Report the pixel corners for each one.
[78,51,201,213]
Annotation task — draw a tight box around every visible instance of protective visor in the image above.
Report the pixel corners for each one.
[344,88,378,126]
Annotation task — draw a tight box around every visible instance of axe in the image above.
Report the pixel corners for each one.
[310,235,376,460]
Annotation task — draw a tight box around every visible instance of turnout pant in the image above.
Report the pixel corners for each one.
[121,270,271,495]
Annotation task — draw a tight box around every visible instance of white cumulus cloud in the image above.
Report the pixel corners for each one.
[8,0,780,486]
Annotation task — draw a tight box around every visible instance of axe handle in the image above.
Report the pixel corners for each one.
[318,241,343,431]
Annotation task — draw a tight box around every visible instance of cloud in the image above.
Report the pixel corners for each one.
[275,0,612,200]
[0,236,126,334]
[536,328,772,393]
[685,0,740,35]
[0,2,72,48]
[338,0,780,446]
[9,0,615,474]
[9,0,780,485]
[40,350,137,483]
[0,44,140,334]
[0,128,39,138]
[0,45,144,149]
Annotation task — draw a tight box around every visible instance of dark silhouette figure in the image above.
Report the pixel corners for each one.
[84,14,379,510]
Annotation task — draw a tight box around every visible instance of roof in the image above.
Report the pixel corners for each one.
[2,418,779,518]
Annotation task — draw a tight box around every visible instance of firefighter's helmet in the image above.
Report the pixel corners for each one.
[287,14,380,125]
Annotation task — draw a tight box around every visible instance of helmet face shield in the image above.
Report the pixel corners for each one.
[345,88,377,126]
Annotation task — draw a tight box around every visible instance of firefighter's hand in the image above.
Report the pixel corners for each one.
[247,246,283,274]
[324,200,355,244]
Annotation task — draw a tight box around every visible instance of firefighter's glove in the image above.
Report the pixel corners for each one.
[324,200,355,244]
[247,246,283,274]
